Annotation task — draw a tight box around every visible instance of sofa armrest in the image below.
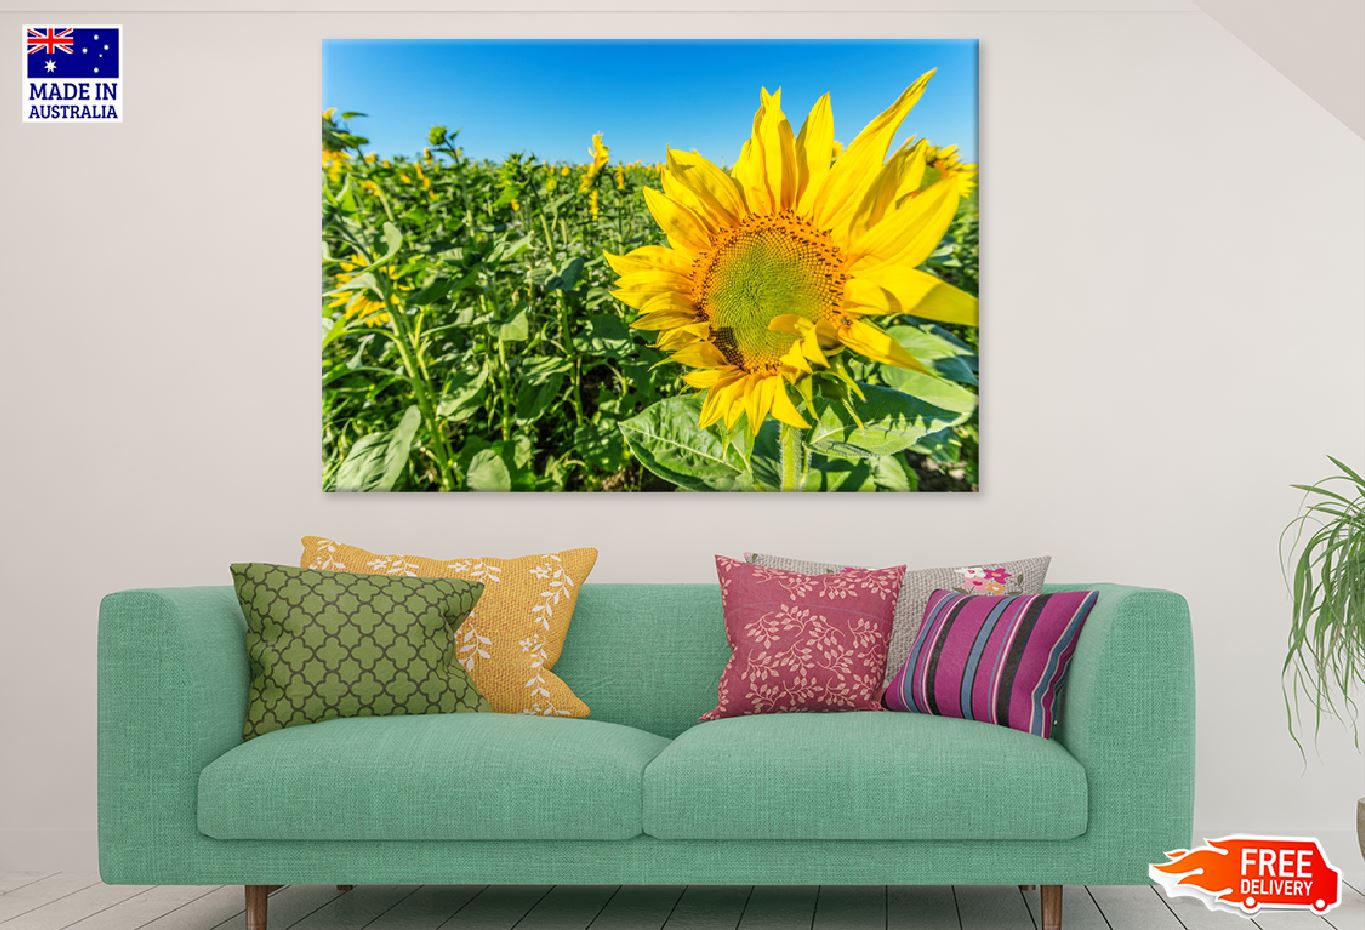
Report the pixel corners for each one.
[98,587,247,881]
[1054,584,1195,869]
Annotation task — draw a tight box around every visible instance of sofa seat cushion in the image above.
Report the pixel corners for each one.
[642,712,1087,841]
[198,713,670,841]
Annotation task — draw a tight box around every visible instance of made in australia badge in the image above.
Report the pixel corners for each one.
[23,25,122,123]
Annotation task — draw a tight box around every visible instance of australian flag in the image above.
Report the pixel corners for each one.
[26,27,119,79]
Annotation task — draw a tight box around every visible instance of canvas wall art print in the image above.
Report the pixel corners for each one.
[322,39,978,492]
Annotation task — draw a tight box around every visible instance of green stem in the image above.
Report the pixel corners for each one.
[779,423,803,492]
[379,281,456,491]
[556,292,584,429]
[497,338,513,442]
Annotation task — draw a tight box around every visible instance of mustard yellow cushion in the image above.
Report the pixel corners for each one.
[300,537,596,717]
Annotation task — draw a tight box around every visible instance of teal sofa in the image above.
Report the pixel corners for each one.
[98,582,1194,930]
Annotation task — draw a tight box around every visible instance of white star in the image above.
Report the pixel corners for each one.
[103,44,109,50]
[93,33,99,39]
[93,67,99,74]
[82,47,87,53]
[44,59,56,73]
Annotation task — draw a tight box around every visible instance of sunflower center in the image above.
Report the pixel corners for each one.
[693,212,847,371]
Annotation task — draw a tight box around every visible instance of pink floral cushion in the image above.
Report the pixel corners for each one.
[702,556,906,721]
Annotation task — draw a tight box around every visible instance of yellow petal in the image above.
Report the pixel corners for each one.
[812,70,935,234]
[643,187,712,253]
[699,386,727,428]
[745,374,773,432]
[631,310,702,331]
[767,313,807,335]
[845,175,961,271]
[669,342,730,369]
[838,318,930,372]
[665,149,747,228]
[655,322,711,350]
[781,341,812,373]
[604,245,694,277]
[610,284,668,311]
[639,291,699,315]
[732,88,797,214]
[612,269,694,294]
[698,370,745,428]
[801,327,830,365]
[699,374,746,430]
[794,94,834,215]
[767,377,811,428]
[845,269,978,327]
[848,139,929,237]
[684,368,735,389]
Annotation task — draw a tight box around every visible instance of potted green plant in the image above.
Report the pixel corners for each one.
[1282,457,1364,857]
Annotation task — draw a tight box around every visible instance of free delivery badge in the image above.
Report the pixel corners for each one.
[1151,835,1341,916]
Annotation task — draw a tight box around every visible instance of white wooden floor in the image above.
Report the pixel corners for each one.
[0,874,1361,930]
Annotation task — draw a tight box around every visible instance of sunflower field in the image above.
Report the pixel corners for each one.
[322,82,979,493]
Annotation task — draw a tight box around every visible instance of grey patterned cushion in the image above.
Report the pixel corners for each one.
[745,552,1052,685]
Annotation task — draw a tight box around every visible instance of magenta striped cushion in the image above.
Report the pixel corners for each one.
[884,589,1099,738]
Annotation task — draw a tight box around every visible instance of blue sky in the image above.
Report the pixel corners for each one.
[323,40,977,166]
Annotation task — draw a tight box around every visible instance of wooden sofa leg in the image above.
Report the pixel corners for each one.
[337,885,355,892]
[1040,884,1063,930]
[245,885,269,930]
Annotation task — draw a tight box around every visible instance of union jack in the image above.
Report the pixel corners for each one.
[27,28,74,56]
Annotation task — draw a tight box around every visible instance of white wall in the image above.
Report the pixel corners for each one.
[1195,0,1365,138]
[2,2,1361,870]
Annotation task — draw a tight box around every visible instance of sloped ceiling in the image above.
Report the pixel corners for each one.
[1195,0,1364,138]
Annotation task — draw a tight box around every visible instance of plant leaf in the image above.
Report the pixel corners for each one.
[619,396,752,491]
[465,448,512,491]
[334,405,420,491]
[810,382,975,460]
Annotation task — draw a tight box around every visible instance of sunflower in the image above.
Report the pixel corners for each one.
[580,132,611,191]
[327,253,405,327]
[321,148,349,183]
[606,70,976,432]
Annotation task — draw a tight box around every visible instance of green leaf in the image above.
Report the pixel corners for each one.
[885,324,977,385]
[574,421,626,474]
[877,367,977,415]
[619,397,752,491]
[321,315,349,346]
[465,448,512,491]
[497,308,530,342]
[547,256,587,292]
[872,455,920,491]
[436,368,489,422]
[810,382,975,460]
[515,359,568,420]
[325,270,378,297]
[378,221,403,263]
[487,236,532,262]
[334,405,420,491]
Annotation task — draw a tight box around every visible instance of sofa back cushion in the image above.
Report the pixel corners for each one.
[555,584,730,738]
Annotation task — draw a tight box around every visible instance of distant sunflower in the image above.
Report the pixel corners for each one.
[606,70,976,431]
[580,132,610,191]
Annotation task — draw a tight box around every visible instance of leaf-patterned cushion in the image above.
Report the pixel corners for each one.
[232,563,488,739]
[702,555,905,721]
[300,537,596,717]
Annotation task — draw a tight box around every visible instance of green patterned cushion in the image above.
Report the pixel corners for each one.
[231,563,489,739]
